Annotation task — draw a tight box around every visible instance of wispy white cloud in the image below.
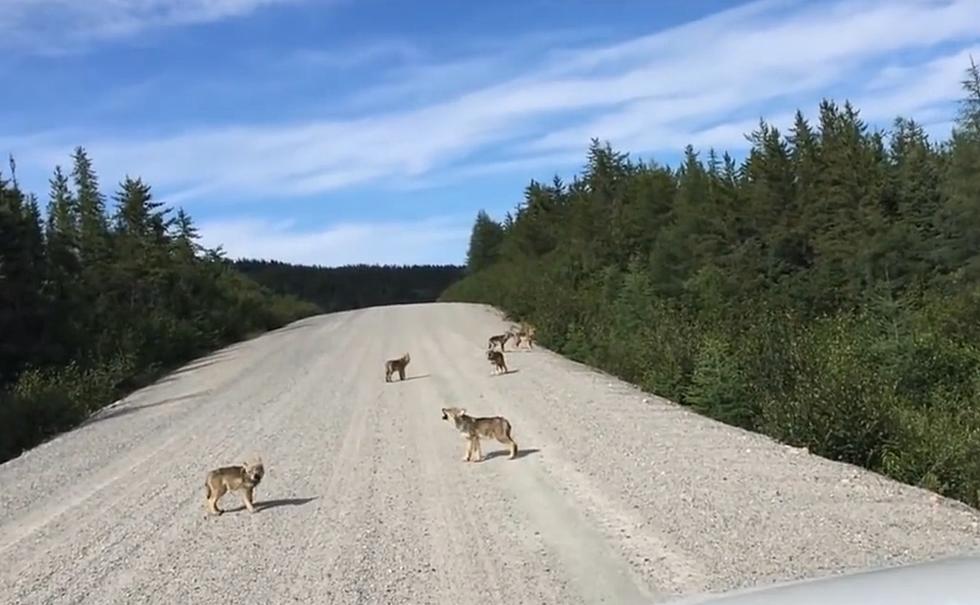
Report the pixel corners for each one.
[851,47,980,123]
[389,152,588,193]
[519,0,980,154]
[279,40,424,72]
[197,215,471,265]
[0,0,301,52]
[5,0,980,203]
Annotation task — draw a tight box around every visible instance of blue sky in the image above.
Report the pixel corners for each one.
[3,0,979,266]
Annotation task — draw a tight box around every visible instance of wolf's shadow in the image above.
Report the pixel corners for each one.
[480,448,540,461]
[224,496,317,513]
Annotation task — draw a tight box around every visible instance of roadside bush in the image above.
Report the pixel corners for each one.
[685,333,756,429]
[758,315,899,468]
[0,354,134,460]
[635,302,699,402]
[882,402,980,507]
[0,387,80,461]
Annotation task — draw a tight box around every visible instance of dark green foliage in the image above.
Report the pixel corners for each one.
[757,315,900,468]
[466,210,505,273]
[685,334,755,429]
[0,150,319,463]
[0,173,47,383]
[233,260,464,313]
[72,146,110,266]
[938,59,980,284]
[442,62,980,508]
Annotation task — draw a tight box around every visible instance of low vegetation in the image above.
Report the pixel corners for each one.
[443,62,980,508]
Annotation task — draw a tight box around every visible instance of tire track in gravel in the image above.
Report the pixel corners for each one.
[278,307,398,604]
[0,311,357,603]
[315,312,521,605]
[0,312,348,556]
[431,312,678,603]
[85,308,379,605]
[411,332,578,605]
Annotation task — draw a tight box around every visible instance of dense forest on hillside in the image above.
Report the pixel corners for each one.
[235,259,464,313]
[443,62,980,508]
[0,149,319,463]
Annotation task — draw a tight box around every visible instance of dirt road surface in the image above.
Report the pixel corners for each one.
[2,303,979,604]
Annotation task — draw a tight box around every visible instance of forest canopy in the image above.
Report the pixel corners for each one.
[234,259,464,313]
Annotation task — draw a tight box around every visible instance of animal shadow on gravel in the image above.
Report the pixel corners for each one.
[87,390,209,424]
[225,497,317,513]
[401,373,430,382]
[492,368,520,376]
[482,447,539,461]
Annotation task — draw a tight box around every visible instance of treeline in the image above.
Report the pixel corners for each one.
[0,148,319,463]
[443,62,980,507]
[234,259,464,313]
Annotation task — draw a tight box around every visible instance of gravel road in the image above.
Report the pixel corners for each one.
[1,302,979,604]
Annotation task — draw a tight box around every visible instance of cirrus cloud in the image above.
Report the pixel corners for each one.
[6,0,978,204]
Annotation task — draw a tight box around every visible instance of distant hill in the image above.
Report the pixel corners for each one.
[233,259,465,313]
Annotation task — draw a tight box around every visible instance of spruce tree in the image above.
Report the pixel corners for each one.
[939,59,980,282]
[172,207,201,259]
[71,146,110,265]
[113,176,168,240]
[46,166,78,249]
[0,172,47,379]
[465,210,504,273]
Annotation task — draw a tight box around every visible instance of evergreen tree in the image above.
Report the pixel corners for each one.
[939,58,980,283]
[71,146,109,265]
[172,207,201,258]
[43,166,83,364]
[0,173,47,380]
[113,176,169,240]
[465,210,504,273]
[649,146,708,296]
[111,177,173,316]
[878,117,943,289]
[46,165,78,255]
[23,194,46,277]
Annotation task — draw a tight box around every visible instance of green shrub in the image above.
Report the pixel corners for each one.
[759,316,899,468]
[882,402,980,507]
[0,386,81,460]
[685,333,756,429]
[0,354,134,460]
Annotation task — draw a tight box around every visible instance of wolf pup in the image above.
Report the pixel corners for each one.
[384,352,411,382]
[205,458,265,515]
[441,406,518,462]
[511,321,536,350]
[487,349,508,375]
[487,333,511,352]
